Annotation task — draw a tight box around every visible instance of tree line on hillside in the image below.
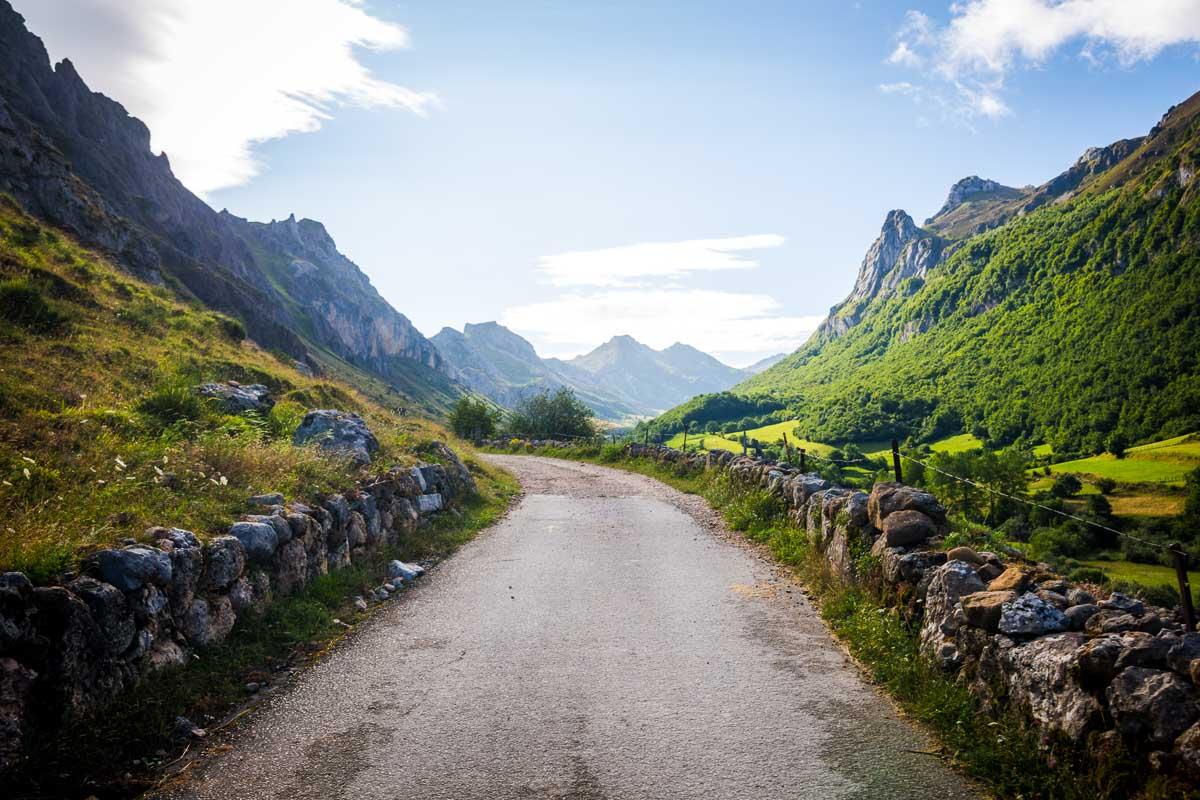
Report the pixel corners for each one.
[448,387,597,442]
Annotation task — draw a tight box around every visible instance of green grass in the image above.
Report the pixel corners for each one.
[1048,444,1199,486]
[929,433,984,453]
[0,200,488,579]
[1082,558,1199,599]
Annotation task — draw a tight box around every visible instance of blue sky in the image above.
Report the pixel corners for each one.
[17,0,1200,365]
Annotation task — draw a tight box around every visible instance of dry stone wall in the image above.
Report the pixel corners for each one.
[619,442,1200,780]
[0,442,476,774]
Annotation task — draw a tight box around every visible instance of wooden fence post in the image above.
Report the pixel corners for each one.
[781,431,791,463]
[1171,542,1197,631]
[891,438,904,483]
[799,448,806,473]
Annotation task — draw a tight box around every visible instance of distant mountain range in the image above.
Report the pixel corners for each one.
[655,91,1200,452]
[433,323,749,420]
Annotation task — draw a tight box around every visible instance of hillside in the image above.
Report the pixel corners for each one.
[0,198,507,582]
[0,1,460,414]
[434,324,746,420]
[671,91,1200,454]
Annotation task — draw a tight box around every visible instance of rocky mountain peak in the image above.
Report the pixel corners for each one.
[931,176,1007,220]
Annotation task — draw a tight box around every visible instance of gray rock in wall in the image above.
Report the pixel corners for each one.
[417,493,444,514]
[998,593,1070,636]
[203,536,246,592]
[293,410,379,464]
[66,577,134,657]
[94,546,172,592]
[1107,667,1200,747]
[229,521,278,564]
[1001,632,1102,740]
[919,560,986,670]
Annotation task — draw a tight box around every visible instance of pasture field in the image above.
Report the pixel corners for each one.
[1082,559,1200,603]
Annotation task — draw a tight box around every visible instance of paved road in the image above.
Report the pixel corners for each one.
[160,456,978,800]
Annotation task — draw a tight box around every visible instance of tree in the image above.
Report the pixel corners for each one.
[1050,473,1083,498]
[1107,432,1129,459]
[506,388,595,440]
[448,397,499,440]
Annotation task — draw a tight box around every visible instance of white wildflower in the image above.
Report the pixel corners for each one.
[22,468,31,480]
[21,456,35,464]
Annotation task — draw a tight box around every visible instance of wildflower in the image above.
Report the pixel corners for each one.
[23,468,31,480]
[2,480,11,487]
[219,475,228,486]
[21,456,35,464]
[153,466,164,476]
[115,456,126,468]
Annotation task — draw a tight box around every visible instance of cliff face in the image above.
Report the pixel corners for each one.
[0,1,452,404]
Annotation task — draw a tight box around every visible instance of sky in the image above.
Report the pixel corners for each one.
[14,0,1200,367]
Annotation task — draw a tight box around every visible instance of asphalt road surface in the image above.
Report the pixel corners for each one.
[159,455,978,800]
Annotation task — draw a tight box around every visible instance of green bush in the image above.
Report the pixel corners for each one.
[448,396,499,439]
[266,400,307,439]
[1029,526,1088,561]
[1110,579,1180,609]
[1050,473,1083,498]
[0,278,65,332]
[1066,566,1110,585]
[137,384,210,428]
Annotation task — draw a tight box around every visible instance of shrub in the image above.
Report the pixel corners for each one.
[1050,473,1083,498]
[214,314,246,342]
[505,388,595,440]
[1110,579,1179,609]
[137,384,209,428]
[1066,566,1109,585]
[448,397,499,439]
[1095,477,1117,494]
[598,443,624,463]
[1029,526,1087,561]
[0,278,65,332]
[266,400,306,440]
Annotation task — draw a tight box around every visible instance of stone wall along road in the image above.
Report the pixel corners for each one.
[158,456,978,800]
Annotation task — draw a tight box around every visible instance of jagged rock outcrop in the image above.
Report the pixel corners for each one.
[0,2,454,407]
[817,210,946,339]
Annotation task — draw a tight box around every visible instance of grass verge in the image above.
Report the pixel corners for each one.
[9,459,517,800]
[489,445,1195,800]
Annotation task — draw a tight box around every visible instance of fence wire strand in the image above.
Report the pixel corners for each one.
[898,452,1173,553]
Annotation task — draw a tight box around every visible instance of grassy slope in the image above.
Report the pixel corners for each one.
[0,198,503,580]
[695,97,1200,454]
[1046,432,1200,486]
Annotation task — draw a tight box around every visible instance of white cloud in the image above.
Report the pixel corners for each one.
[504,234,814,365]
[537,234,785,288]
[883,0,1200,120]
[15,0,435,196]
[502,289,821,366]
[879,81,916,94]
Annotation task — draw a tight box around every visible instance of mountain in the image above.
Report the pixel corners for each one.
[433,324,746,420]
[745,353,787,374]
[0,1,459,413]
[657,91,1200,453]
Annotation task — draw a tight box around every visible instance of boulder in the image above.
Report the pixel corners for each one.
[961,590,1017,632]
[975,562,1004,583]
[1035,590,1069,610]
[1004,633,1102,740]
[248,492,284,507]
[203,536,246,591]
[1076,635,1124,688]
[1176,722,1200,777]
[881,510,938,546]
[273,539,308,596]
[94,546,172,592]
[919,560,986,670]
[1066,587,1096,607]
[998,593,1070,636]
[1106,667,1200,747]
[946,546,983,566]
[293,410,379,464]
[1113,631,1175,671]
[180,595,236,647]
[66,577,134,657]
[416,493,444,515]
[987,567,1031,594]
[1099,592,1145,616]
[868,482,948,532]
[1085,610,1163,637]
[0,656,36,773]
[229,521,278,563]
[0,572,35,651]
[1064,603,1100,631]
[1167,633,1200,679]
[196,381,273,413]
[387,560,424,581]
[243,514,292,546]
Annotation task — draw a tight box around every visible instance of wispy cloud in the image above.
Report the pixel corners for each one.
[505,234,812,365]
[503,289,821,366]
[16,0,435,196]
[537,234,785,288]
[883,0,1200,121]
